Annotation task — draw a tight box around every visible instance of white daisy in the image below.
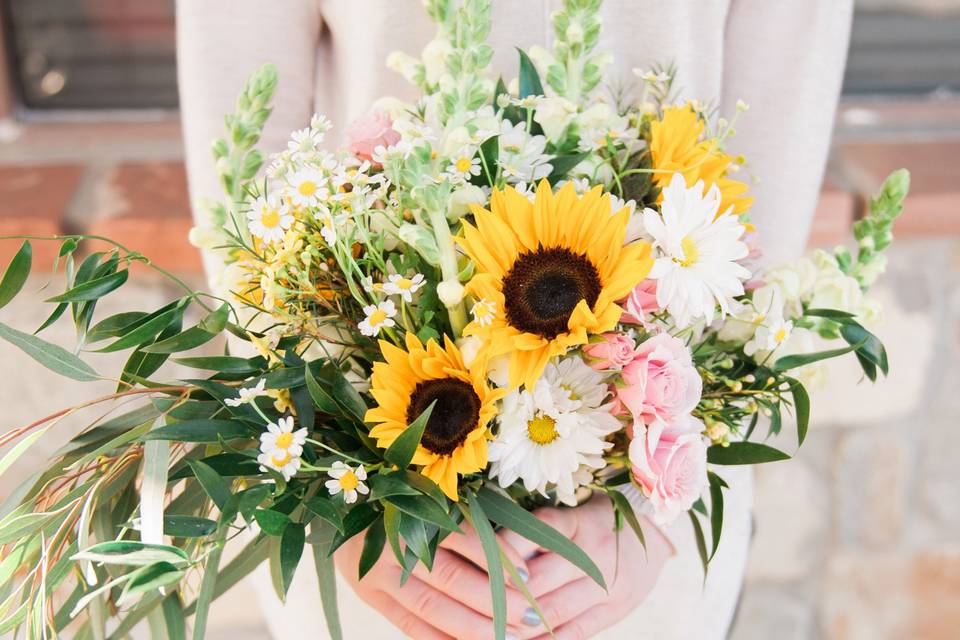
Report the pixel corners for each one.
[225,379,268,407]
[358,300,397,337]
[248,195,294,243]
[382,273,426,302]
[745,316,794,357]
[257,417,308,481]
[325,461,369,504]
[287,168,328,208]
[488,359,621,501]
[470,298,497,327]
[498,121,553,184]
[288,127,323,153]
[447,150,482,182]
[642,173,750,328]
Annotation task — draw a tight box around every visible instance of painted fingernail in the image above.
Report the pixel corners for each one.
[522,607,541,627]
[515,567,529,584]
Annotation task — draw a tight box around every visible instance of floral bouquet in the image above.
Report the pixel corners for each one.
[0,0,907,638]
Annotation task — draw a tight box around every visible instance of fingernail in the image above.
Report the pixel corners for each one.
[522,607,541,627]
[506,634,518,640]
[515,567,529,584]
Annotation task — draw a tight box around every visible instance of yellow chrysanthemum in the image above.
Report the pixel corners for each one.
[649,104,753,216]
[457,180,653,390]
[365,333,504,500]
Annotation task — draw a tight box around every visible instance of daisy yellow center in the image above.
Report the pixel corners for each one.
[338,471,359,491]
[396,278,413,290]
[298,180,318,196]
[274,432,294,449]
[527,415,559,445]
[261,207,281,228]
[774,327,787,343]
[368,309,388,325]
[502,247,602,339]
[271,450,292,466]
[406,378,481,456]
[677,235,699,267]
[455,157,473,172]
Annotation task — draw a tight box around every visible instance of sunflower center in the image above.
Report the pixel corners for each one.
[406,378,482,456]
[502,247,602,339]
[527,415,559,445]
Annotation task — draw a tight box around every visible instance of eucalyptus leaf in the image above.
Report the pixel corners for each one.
[0,321,99,381]
[0,240,31,310]
[46,269,128,303]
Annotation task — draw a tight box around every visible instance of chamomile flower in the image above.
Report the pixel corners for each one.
[745,317,794,357]
[257,416,308,481]
[470,298,496,327]
[447,151,482,182]
[288,127,323,153]
[642,173,750,328]
[287,168,328,207]
[318,211,339,245]
[358,300,397,336]
[248,195,294,243]
[325,461,369,504]
[382,273,426,302]
[225,379,268,407]
[488,359,620,501]
[498,121,552,184]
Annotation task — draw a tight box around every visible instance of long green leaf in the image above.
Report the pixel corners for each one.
[278,522,306,597]
[466,494,506,640]
[786,377,810,445]
[707,472,726,561]
[707,442,790,465]
[163,515,217,538]
[773,340,864,372]
[140,326,216,354]
[517,47,544,97]
[310,521,343,640]
[477,488,606,589]
[0,321,99,381]
[386,494,459,533]
[358,516,386,579]
[46,269,128,303]
[161,594,186,640]
[188,459,231,510]
[383,401,435,468]
[0,427,48,477]
[0,240,31,310]
[141,419,253,443]
[607,489,645,550]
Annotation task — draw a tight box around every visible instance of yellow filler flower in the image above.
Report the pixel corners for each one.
[458,180,653,389]
[365,333,504,500]
[649,104,753,217]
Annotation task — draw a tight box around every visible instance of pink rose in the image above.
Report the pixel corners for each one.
[616,333,701,424]
[583,333,636,370]
[620,279,659,325]
[346,109,400,162]
[629,414,708,523]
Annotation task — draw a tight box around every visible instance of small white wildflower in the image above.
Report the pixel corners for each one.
[325,461,368,504]
[358,300,397,336]
[225,379,268,407]
[470,299,496,327]
[382,273,426,302]
[247,195,294,243]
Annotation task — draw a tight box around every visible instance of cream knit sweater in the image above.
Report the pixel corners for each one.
[176,2,852,638]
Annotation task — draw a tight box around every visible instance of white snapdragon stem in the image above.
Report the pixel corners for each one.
[428,205,468,336]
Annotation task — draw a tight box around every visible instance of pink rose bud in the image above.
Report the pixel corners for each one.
[629,414,708,523]
[620,279,659,325]
[583,333,636,370]
[346,109,401,162]
[616,332,702,425]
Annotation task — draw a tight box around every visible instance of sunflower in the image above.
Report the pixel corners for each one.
[457,180,653,390]
[365,333,504,500]
[649,104,753,217]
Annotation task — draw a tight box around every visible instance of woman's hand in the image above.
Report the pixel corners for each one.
[500,495,674,640]
[335,521,533,640]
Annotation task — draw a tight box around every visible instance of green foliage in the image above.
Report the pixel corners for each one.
[707,442,791,465]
